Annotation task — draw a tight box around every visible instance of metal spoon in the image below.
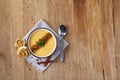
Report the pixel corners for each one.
[58,24,67,62]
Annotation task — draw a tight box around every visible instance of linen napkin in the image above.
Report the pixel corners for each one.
[23,19,68,72]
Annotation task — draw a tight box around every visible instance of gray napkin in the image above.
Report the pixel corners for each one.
[23,19,68,72]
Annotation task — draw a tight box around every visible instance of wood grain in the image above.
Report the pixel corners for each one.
[0,0,11,80]
[0,0,120,80]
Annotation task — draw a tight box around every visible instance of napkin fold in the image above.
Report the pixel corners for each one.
[23,19,68,72]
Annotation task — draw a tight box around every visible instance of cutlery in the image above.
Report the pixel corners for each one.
[58,24,67,62]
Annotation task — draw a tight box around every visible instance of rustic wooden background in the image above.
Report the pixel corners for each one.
[0,0,120,80]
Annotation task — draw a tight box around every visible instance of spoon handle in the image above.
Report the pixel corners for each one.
[60,49,64,62]
[60,37,64,62]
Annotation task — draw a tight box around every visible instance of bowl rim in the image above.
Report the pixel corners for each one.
[27,28,57,58]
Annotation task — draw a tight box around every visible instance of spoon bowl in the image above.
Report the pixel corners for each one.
[58,25,67,37]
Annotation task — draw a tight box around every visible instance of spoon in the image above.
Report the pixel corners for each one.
[58,24,67,62]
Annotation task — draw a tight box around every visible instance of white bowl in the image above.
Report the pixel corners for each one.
[27,28,57,58]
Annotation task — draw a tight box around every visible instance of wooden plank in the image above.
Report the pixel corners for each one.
[100,0,116,80]
[10,0,24,80]
[113,0,120,80]
[0,0,12,80]
[22,0,38,80]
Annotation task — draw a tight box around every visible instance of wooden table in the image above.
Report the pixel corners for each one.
[0,0,120,80]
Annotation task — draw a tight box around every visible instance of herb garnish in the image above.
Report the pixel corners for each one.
[38,40,45,46]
